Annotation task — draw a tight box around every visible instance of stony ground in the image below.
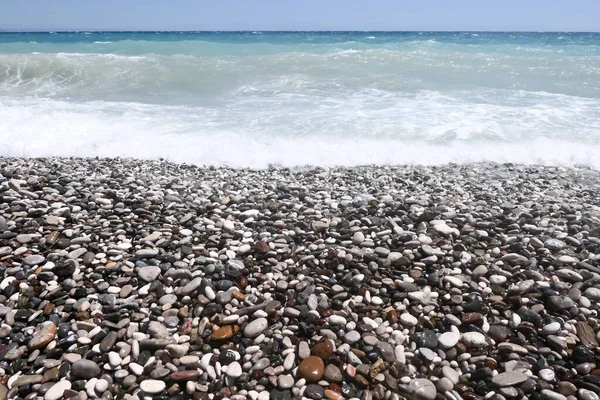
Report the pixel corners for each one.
[0,157,599,400]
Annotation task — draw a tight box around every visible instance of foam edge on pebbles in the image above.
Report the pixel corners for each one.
[0,157,599,400]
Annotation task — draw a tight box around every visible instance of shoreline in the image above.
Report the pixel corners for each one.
[0,156,599,400]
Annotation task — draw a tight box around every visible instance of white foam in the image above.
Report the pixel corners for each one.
[0,97,598,169]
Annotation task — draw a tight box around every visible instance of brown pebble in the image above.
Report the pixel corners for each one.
[232,290,245,302]
[387,309,398,324]
[298,356,324,382]
[311,340,333,360]
[210,325,240,341]
[43,303,55,316]
[462,312,483,325]
[577,321,599,348]
[324,389,343,400]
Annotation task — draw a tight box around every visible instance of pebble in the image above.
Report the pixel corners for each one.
[140,379,166,394]
[0,159,598,400]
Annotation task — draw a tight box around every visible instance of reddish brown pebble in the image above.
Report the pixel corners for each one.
[387,309,398,324]
[170,370,201,381]
[325,389,343,400]
[462,312,483,325]
[28,322,57,350]
[311,339,333,359]
[232,290,245,301]
[43,303,55,316]
[210,325,240,341]
[298,356,324,382]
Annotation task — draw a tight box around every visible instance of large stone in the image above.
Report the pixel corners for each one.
[71,359,101,379]
[29,322,56,350]
[298,356,324,382]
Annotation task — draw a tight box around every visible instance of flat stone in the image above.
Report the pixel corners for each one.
[170,370,201,381]
[542,322,561,336]
[409,378,437,400]
[140,379,166,394]
[135,249,159,258]
[541,389,567,400]
[71,359,101,379]
[304,384,324,399]
[138,265,161,281]
[344,330,361,344]
[244,318,268,338]
[226,361,242,378]
[323,364,343,382]
[44,380,72,400]
[577,321,599,348]
[210,325,240,341]
[492,371,528,387]
[181,277,202,296]
[100,330,118,351]
[400,313,418,326]
[438,332,459,349]
[461,332,487,348]
[23,254,45,266]
[29,322,56,350]
[277,374,294,389]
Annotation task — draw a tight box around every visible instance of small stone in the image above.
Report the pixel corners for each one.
[304,384,324,399]
[210,325,240,341]
[226,361,242,378]
[23,254,45,266]
[409,378,437,400]
[400,313,418,327]
[277,374,294,389]
[539,369,555,382]
[577,321,599,348]
[244,318,268,338]
[438,332,459,349]
[353,231,365,245]
[492,371,528,387]
[140,379,166,394]
[138,265,161,281]
[323,364,343,382]
[461,332,487,348]
[344,330,361,344]
[44,380,71,400]
[541,389,567,400]
[71,359,101,379]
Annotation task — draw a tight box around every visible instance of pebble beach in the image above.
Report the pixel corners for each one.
[0,157,599,400]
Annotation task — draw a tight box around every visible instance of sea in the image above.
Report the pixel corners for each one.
[0,31,599,168]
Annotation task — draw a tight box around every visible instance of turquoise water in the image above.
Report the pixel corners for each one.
[0,32,599,167]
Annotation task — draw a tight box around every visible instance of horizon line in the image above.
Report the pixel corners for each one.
[1,29,599,33]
